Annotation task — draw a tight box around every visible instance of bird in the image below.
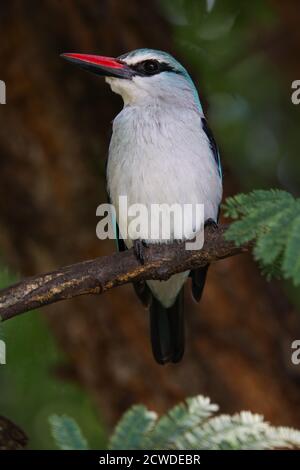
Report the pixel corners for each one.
[61,49,223,365]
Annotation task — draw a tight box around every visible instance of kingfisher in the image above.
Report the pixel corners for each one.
[62,49,222,365]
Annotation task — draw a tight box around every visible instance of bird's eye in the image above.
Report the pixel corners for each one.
[142,60,160,75]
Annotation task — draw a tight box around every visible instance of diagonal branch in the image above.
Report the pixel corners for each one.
[0,225,250,321]
[0,416,28,450]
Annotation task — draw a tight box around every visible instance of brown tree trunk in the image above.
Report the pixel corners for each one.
[0,0,300,430]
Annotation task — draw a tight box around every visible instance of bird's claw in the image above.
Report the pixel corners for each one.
[133,239,148,265]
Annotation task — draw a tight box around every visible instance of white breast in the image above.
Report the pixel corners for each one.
[107,103,222,307]
[108,104,221,241]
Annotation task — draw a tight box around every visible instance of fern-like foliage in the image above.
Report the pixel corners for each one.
[108,395,300,450]
[109,405,157,450]
[49,414,89,450]
[223,189,300,284]
[141,396,218,450]
[50,395,300,450]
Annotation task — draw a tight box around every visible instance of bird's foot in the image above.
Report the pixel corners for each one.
[133,239,148,265]
[204,218,218,231]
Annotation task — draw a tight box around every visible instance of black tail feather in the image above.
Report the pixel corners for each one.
[190,265,209,302]
[150,289,184,365]
[133,281,152,307]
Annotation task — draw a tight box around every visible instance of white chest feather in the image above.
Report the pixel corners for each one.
[106,103,222,307]
[107,103,222,243]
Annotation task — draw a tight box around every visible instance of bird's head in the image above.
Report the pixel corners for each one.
[61,48,202,111]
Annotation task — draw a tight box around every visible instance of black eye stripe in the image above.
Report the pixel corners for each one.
[129,60,182,77]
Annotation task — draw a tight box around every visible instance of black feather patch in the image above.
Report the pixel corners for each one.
[190,265,209,302]
[133,281,152,307]
[150,289,184,365]
[201,117,222,177]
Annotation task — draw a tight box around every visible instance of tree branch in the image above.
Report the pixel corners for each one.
[0,416,28,450]
[0,225,250,321]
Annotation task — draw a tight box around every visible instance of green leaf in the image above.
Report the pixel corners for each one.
[195,411,300,450]
[283,212,300,285]
[109,405,157,450]
[258,253,283,281]
[223,189,300,284]
[49,415,89,450]
[253,204,296,265]
[224,190,293,218]
[206,0,216,13]
[108,395,300,450]
[50,394,300,451]
[146,396,218,449]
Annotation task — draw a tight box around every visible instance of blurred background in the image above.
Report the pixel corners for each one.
[0,0,300,449]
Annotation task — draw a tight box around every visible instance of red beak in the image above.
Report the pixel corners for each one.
[61,53,133,79]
